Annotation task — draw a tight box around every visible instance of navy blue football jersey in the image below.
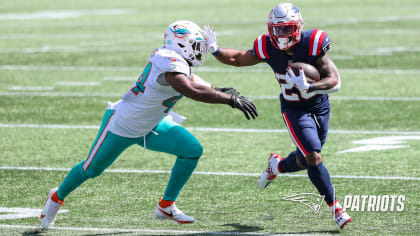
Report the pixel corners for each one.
[253,29,332,111]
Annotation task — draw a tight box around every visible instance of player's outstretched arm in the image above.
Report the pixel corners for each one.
[166,72,258,120]
[312,54,341,94]
[204,25,262,67]
[214,49,262,67]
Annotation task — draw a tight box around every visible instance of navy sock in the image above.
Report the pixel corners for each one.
[307,162,335,205]
[278,151,303,173]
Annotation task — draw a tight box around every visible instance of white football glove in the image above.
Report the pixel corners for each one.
[203,25,219,54]
[286,67,310,91]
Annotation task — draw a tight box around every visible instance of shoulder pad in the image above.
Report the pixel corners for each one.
[151,49,190,76]
[253,34,270,59]
[308,29,331,56]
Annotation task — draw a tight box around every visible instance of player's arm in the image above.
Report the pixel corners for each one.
[312,53,341,94]
[166,72,230,104]
[165,72,258,119]
[204,25,263,67]
[213,48,263,67]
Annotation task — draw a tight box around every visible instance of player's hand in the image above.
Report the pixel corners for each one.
[215,87,240,96]
[228,94,258,120]
[286,67,310,91]
[203,25,219,54]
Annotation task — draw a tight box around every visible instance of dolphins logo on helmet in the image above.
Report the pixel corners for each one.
[164,20,208,67]
[170,24,191,38]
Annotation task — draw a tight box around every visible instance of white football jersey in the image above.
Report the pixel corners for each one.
[108,48,191,138]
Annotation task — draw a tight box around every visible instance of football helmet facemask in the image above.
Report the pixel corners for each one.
[164,20,207,67]
[267,3,304,50]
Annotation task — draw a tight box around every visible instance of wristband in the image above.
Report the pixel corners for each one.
[307,84,315,93]
[211,47,221,56]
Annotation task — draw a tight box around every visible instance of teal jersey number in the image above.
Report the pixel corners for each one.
[162,95,183,113]
[131,62,152,95]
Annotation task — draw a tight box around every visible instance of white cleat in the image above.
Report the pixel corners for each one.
[258,153,283,189]
[40,188,64,229]
[154,201,195,224]
[335,207,352,229]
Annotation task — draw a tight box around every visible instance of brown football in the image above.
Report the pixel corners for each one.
[287,62,320,83]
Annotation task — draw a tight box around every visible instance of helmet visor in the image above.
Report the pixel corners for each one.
[271,25,294,37]
[269,21,299,37]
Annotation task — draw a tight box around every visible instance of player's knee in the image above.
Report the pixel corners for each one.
[305,152,322,166]
[178,142,203,158]
[188,143,203,158]
[84,166,105,178]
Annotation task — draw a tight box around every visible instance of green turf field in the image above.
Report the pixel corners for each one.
[1,0,420,235]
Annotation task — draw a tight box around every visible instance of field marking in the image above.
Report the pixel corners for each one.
[0,224,317,236]
[1,14,418,27]
[103,76,134,81]
[0,28,417,40]
[2,65,420,74]
[8,86,54,91]
[1,123,420,135]
[0,9,135,21]
[1,166,419,181]
[55,81,100,86]
[0,91,419,102]
[323,14,420,25]
[0,46,417,58]
[0,208,68,220]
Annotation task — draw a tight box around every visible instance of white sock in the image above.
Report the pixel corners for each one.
[329,200,342,214]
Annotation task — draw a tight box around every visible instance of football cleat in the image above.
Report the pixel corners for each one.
[258,153,283,189]
[154,200,195,224]
[334,207,352,229]
[40,188,64,229]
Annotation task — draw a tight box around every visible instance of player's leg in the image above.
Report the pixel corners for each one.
[312,106,352,228]
[283,107,351,228]
[281,108,335,203]
[41,109,137,229]
[140,119,202,224]
[258,112,308,189]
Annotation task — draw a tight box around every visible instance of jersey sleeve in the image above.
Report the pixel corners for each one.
[153,50,190,76]
[253,34,270,59]
[308,29,331,58]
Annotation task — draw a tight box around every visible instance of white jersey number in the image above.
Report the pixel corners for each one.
[275,73,316,101]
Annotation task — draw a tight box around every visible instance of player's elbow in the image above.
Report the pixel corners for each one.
[332,77,341,92]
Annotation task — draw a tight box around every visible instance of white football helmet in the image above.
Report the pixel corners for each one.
[267,3,304,50]
[164,20,207,67]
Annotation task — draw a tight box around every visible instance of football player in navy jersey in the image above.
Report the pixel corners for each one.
[204,2,351,229]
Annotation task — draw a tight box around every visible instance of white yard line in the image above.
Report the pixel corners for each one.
[55,81,100,86]
[8,86,54,91]
[1,123,420,135]
[0,224,314,236]
[103,76,135,81]
[0,9,136,21]
[0,91,419,101]
[2,65,420,74]
[0,166,419,181]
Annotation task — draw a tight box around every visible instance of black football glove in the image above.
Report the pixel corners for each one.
[228,94,258,120]
[215,87,240,96]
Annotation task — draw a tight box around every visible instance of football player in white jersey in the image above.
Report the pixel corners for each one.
[40,20,257,228]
